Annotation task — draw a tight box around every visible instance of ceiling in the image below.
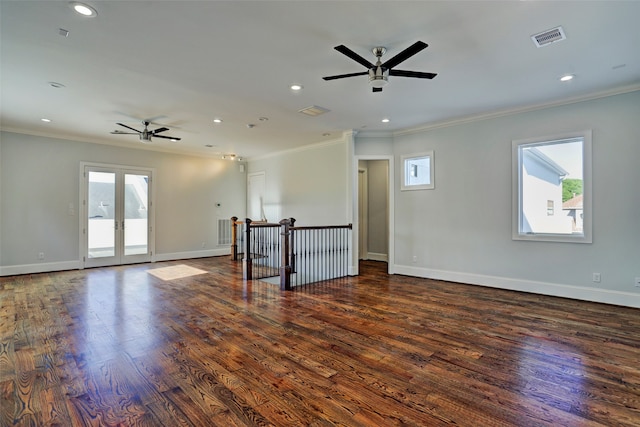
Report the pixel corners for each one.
[1,1,639,160]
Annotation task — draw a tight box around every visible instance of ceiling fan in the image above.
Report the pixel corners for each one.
[111,121,181,142]
[323,41,437,92]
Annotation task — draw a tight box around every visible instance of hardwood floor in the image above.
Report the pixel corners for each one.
[1,258,639,426]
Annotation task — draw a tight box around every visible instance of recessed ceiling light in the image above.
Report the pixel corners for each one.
[290,84,303,91]
[560,74,575,82]
[258,117,268,122]
[213,118,223,123]
[322,133,331,137]
[205,144,214,148]
[170,138,178,142]
[381,118,390,123]
[70,2,98,17]
[41,118,52,122]
[48,81,66,88]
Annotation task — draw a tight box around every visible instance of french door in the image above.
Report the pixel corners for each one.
[82,164,154,268]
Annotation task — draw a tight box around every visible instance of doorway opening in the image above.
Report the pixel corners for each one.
[355,156,394,274]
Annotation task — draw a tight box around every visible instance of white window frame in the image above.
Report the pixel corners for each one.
[512,130,592,243]
[401,151,434,191]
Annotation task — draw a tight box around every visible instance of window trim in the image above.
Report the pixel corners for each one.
[401,151,434,191]
[512,130,592,243]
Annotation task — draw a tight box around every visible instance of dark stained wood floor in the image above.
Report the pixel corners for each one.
[1,258,639,426]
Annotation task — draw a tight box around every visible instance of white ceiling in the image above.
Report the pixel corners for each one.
[1,1,639,159]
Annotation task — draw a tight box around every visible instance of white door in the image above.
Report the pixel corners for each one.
[83,165,153,267]
[247,172,266,221]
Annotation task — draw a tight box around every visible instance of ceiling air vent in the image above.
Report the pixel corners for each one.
[531,26,566,48]
[298,105,330,117]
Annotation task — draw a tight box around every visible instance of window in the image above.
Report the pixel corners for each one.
[512,130,592,243]
[401,151,434,191]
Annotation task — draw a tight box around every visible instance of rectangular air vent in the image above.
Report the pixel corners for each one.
[298,105,330,117]
[218,218,232,245]
[531,26,566,48]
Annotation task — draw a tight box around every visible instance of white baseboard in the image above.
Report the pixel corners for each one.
[393,264,640,308]
[367,252,388,262]
[154,248,230,262]
[0,249,232,277]
[0,260,80,277]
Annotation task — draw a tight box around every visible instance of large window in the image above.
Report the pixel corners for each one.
[512,130,592,243]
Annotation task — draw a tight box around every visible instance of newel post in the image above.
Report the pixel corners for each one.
[279,218,292,291]
[243,218,252,280]
[289,218,296,274]
[231,216,238,261]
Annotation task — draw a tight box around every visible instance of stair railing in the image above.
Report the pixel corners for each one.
[235,216,352,289]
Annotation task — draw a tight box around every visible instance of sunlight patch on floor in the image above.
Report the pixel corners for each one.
[147,264,208,281]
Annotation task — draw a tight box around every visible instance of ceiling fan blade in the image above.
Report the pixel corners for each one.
[111,131,139,135]
[372,87,383,93]
[152,127,170,134]
[153,135,181,141]
[389,69,437,79]
[116,122,141,133]
[382,41,428,69]
[323,71,368,81]
[143,115,168,124]
[334,45,374,69]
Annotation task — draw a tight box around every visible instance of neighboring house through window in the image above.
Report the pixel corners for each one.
[512,130,592,243]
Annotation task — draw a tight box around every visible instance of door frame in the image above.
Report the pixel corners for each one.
[79,162,156,268]
[353,155,394,274]
[358,167,368,260]
[247,171,266,221]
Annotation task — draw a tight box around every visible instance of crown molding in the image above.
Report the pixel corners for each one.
[395,84,640,137]
[0,127,229,160]
[248,133,348,162]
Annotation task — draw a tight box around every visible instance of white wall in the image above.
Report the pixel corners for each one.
[247,138,350,226]
[356,91,640,307]
[0,132,246,275]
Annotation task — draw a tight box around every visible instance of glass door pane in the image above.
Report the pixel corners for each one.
[87,171,116,258]
[124,173,149,256]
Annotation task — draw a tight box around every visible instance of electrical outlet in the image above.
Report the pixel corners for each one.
[38,252,45,260]
[635,277,640,288]
[592,272,601,283]
[412,255,417,263]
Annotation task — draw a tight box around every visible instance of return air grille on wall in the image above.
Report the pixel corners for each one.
[531,26,566,47]
[218,218,232,245]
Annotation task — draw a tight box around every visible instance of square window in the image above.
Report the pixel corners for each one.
[401,152,434,191]
[512,130,592,243]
